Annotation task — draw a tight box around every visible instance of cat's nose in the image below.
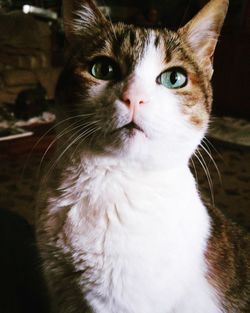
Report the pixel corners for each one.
[121,84,147,108]
[122,95,145,108]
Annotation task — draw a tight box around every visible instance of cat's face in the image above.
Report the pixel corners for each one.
[57,0,228,168]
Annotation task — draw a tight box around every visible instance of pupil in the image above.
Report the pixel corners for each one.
[170,71,178,85]
[101,64,110,76]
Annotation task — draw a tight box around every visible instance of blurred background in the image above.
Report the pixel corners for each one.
[0,1,249,312]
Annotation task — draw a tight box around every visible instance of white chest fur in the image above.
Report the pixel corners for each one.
[48,160,222,313]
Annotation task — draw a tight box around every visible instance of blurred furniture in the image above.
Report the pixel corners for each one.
[0,123,55,159]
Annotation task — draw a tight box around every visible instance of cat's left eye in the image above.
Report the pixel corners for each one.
[158,68,187,89]
[90,57,118,81]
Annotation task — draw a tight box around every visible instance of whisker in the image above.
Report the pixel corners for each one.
[27,112,97,163]
[44,126,100,177]
[203,137,223,161]
[72,126,102,157]
[199,142,222,184]
[194,150,215,207]
[39,120,101,171]
[190,157,198,185]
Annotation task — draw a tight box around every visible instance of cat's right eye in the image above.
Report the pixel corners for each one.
[90,57,118,81]
[158,68,188,89]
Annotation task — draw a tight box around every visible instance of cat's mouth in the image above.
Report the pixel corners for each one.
[123,122,143,132]
[118,121,144,133]
[110,121,145,137]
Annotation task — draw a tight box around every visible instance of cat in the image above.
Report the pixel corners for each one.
[36,0,250,312]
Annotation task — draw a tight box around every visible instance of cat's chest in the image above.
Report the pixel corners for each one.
[53,166,219,313]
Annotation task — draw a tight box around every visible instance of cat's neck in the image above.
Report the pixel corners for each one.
[51,150,205,239]
[76,150,192,178]
[55,151,198,206]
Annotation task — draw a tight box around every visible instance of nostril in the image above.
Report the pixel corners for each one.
[122,97,145,107]
[123,98,131,106]
[121,89,146,107]
[121,82,148,107]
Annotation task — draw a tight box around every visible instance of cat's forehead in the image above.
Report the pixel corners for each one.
[109,25,182,66]
[82,24,186,73]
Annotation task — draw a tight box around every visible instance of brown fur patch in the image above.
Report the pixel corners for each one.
[205,205,250,312]
[190,115,204,127]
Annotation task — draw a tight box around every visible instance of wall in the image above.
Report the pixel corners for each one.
[0,11,60,106]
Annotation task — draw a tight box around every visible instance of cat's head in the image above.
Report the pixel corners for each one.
[56,0,228,168]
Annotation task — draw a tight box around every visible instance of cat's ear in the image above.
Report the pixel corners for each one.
[63,0,107,40]
[178,0,229,79]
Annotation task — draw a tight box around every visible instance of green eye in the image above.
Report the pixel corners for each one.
[90,58,117,80]
[159,68,187,89]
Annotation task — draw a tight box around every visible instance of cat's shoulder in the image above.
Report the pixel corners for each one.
[205,204,250,312]
[207,204,250,251]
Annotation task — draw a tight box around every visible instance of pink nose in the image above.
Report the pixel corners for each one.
[122,93,145,107]
[121,84,147,108]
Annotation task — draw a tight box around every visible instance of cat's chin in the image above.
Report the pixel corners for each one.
[102,121,148,152]
[94,126,149,160]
